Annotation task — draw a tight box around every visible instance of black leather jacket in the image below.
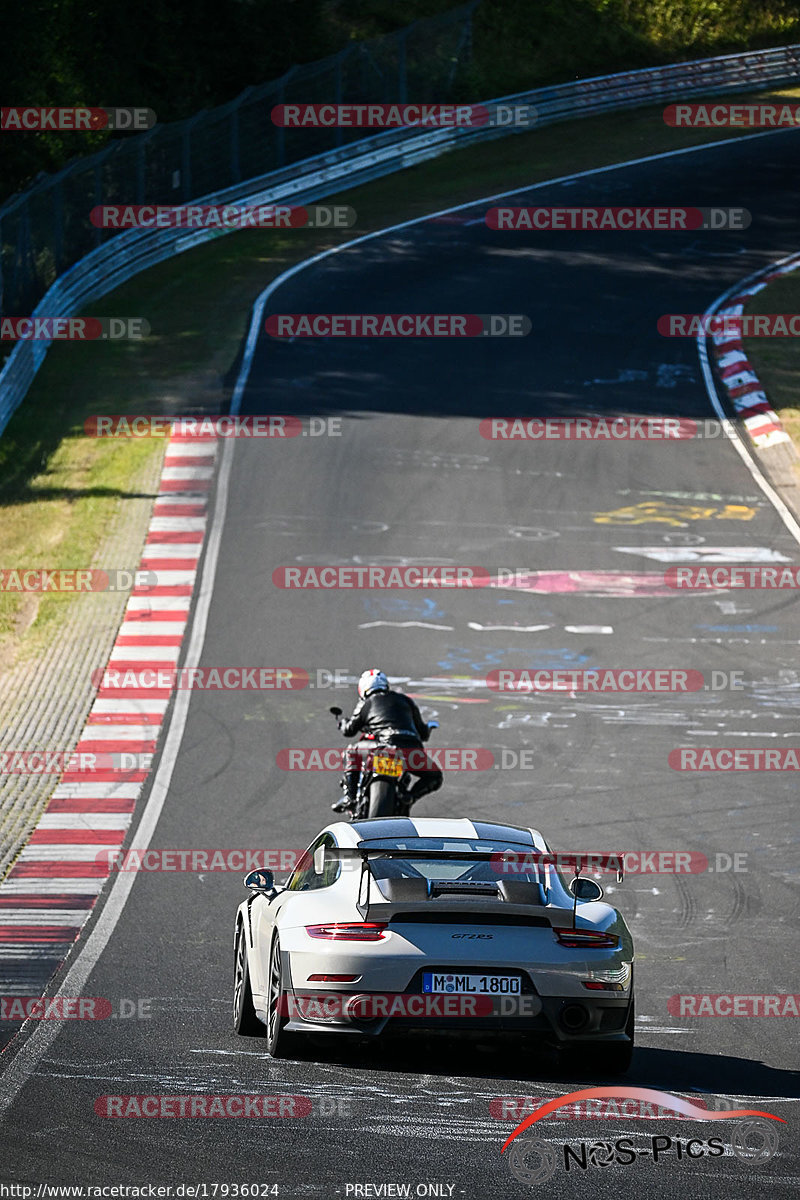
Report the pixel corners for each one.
[342,690,430,746]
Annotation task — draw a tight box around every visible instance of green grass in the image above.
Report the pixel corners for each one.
[2,85,799,666]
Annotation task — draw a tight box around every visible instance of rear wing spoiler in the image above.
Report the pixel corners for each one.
[317,845,622,925]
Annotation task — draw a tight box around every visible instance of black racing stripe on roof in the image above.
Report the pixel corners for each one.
[471,821,533,844]
[351,817,418,841]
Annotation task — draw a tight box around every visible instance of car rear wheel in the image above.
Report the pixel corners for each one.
[266,934,294,1057]
[368,779,396,817]
[233,921,263,1036]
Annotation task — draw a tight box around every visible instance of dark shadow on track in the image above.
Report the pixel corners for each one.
[248,1032,800,1096]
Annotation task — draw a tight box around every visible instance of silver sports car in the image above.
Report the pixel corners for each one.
[233,817,635,1071]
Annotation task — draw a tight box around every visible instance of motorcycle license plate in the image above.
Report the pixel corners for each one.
[373,754,403,777]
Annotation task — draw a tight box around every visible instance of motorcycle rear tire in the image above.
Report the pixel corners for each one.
[368,779,396,818]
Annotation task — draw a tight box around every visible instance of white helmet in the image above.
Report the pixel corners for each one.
[358,668,389,698]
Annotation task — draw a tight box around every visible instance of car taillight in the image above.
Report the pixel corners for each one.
[553,927,619,949]
[307,974,360,982]
[305,923,389,941]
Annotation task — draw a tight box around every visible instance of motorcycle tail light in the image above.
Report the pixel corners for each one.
[306,922,389,941]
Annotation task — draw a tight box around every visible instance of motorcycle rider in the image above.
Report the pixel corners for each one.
[332,668,443,813]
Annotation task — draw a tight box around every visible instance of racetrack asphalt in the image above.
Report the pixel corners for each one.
[2,129,800,1197]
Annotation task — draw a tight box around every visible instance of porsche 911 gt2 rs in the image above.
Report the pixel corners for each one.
[233,817,635,1071]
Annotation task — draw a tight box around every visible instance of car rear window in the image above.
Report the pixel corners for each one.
[360,837,555,889]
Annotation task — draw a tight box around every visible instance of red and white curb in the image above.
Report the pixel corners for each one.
[710,252,800,451]
[0,436,217,1009]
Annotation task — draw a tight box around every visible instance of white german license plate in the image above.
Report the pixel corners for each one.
[422,972,521,995]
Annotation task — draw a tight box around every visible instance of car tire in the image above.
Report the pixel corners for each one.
[368,779,396,817]
[266,934,294,1057]
[233,921,263,1037]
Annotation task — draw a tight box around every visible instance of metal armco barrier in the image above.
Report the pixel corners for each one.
[1,39,799,439]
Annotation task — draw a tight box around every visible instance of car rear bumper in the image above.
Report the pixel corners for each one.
[280,986,632,1042]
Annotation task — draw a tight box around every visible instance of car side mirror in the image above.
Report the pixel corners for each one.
[244,869,274,892]
[568,876,604,902]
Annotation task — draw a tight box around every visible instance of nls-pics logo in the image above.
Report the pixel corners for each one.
[501,1087,784,1183]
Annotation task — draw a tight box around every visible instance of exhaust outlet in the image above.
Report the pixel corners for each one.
[559,1002,589,1032]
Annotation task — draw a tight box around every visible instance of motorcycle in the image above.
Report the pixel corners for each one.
[329,706,439,819]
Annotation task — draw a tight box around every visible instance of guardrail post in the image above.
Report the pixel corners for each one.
[334,51,345,148]
[13,207,32,321]
[229,86,256,186]
[397,31,408,103]
[135,126,159,203]
[92,147,115,248]
[275,66,299,169]
[54,181,65,268]
[93,163,104,249]
[182,112,207,202]
[231,104,241,185]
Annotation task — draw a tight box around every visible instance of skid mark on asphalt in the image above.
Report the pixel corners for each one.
[358,621,454,630]
[672,872,698,931]
[467,622,551,632]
